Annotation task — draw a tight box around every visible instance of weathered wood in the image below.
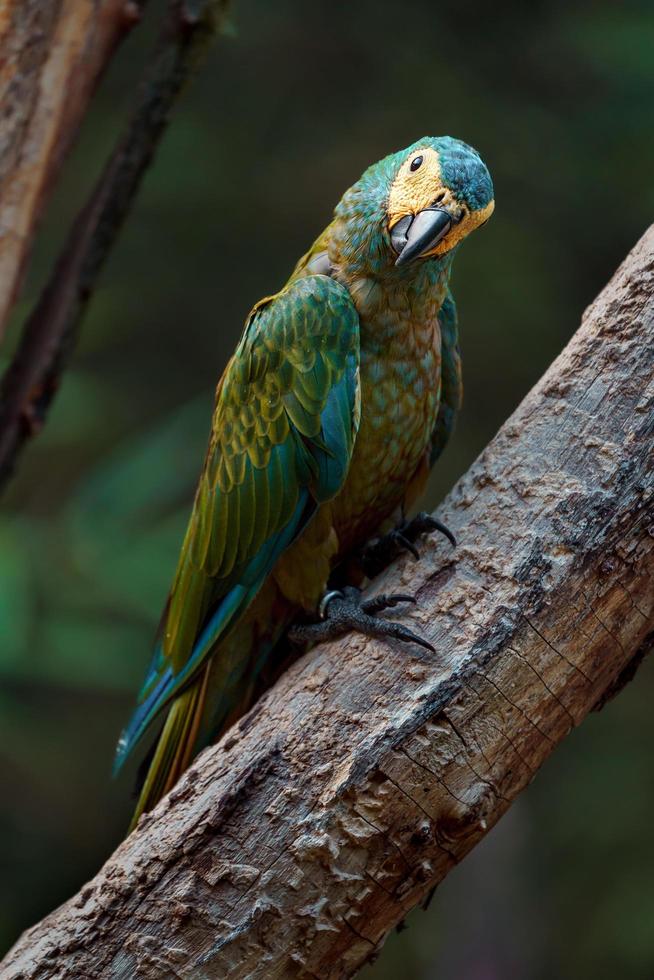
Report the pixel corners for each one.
[3,227,653,979]
[0,0,143,338]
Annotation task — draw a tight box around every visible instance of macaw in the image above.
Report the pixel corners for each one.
[115,136,494,828]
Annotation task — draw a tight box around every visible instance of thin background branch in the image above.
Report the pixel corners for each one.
[0,0,230,490]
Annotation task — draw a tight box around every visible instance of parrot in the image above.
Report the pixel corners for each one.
[115,136,494,830]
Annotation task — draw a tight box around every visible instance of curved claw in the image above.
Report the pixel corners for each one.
[361,513,457,581]
[423,516,457,549]
[353,612,435,653]
[361,593,416,614]
[394,532,421,561]
[404,512,457,549]
[378,621,435,654]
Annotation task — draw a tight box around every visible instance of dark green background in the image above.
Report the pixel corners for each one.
[2,1,653,975]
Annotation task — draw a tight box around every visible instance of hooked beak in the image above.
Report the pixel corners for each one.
[391,208,454,266]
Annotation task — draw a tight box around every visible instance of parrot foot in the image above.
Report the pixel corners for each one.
[288,586,435,653]
[361,511,456,580]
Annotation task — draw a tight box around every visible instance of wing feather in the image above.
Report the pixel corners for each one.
[115,275,360,770]
[430,289,462,465]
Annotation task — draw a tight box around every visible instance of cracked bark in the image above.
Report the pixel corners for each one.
[2,228,653,979]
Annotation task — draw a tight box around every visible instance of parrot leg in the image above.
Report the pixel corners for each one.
[288,586,435,653]
[361,511,456,580]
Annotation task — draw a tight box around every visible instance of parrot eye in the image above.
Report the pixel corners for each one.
[410,155,423,172]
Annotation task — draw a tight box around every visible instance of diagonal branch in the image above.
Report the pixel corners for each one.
[0,0,229,490]
[2,228,653,978]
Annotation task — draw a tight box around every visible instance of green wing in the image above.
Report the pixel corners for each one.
[116,274,360,773]
[430,289,462,464]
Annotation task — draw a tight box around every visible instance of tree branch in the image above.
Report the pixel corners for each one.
[3,227,653,979]
[0,0,144,339]
[0,0,229,489]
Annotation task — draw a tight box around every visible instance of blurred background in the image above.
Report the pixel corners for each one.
[1,0,653,975]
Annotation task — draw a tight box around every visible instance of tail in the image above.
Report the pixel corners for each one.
[121,576,299,831]
[128,661,210,833]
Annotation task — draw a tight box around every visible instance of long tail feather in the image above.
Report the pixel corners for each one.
[128,661,210,833]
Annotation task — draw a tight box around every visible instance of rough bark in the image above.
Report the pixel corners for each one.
[3,227,653,979]
[0,0,144,338]
[0,0,229,488]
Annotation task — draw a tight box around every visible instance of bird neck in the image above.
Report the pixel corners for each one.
[333,247,456,347]
[325,207,455,320]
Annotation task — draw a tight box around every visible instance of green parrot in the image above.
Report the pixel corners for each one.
[115,136,494,829]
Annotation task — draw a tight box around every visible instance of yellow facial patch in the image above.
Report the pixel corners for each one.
[388,147,445,230]
[387,146,494,257]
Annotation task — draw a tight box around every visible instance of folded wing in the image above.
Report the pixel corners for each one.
[115,274,360,773]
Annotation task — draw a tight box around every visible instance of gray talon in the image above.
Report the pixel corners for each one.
[288,587,433,653]
[361,511,456,579]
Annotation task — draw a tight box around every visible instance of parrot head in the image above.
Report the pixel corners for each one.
[386,136,494,265]
[334,136,494,275]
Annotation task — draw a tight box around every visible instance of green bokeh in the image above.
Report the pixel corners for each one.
[1,1,653,974]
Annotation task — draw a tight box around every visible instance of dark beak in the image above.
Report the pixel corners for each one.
[391,208,453,266]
